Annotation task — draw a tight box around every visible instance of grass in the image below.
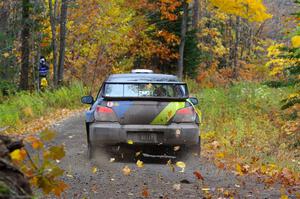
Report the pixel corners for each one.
[0,82,88,129]
[190,81,299,172]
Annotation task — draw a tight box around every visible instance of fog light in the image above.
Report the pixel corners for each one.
[175,129,181,138]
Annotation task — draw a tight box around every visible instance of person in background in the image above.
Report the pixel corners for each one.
[39,56,49,77]
[38,56,49,90]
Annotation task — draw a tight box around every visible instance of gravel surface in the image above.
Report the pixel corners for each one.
[51,113,284,199]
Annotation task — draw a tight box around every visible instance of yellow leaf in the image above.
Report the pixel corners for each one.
[173,146,180,151]
[136,160,144,168]
[127,140,133,145]
[92,166,98,174]
[176,161,186,172]
[10,149,27,161]
[122,165,131,176]
[176,161,186,168]
[292,35,300,48]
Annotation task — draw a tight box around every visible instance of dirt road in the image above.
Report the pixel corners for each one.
[52,113,283,198]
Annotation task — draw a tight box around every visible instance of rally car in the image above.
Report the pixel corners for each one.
[81,70,201,158]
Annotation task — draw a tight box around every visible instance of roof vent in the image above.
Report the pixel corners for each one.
[131,69,154,74]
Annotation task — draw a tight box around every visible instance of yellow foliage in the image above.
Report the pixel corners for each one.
[210,0,272,22]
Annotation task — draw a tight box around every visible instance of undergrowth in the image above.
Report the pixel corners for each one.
[0,82,88,129]
[191,82,299,172]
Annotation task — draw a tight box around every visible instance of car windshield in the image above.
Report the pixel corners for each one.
[103,83,188,98]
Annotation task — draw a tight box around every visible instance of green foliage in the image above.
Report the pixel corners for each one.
[0,82,87,128]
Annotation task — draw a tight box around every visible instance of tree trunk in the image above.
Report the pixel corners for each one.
[177,1,188,80]
[19,0,31,90]
[233,16,240,79]
[49,0,59,87]
[192,0,199,29]
[57,0,68,86]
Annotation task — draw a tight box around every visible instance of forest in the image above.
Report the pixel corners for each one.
[0,0,300,198]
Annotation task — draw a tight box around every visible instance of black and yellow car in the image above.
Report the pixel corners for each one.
[81,70,201,158]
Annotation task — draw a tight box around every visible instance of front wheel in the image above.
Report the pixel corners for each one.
[87,141,94,160]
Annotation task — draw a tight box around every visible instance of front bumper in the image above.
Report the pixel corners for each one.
[89,122,199,146]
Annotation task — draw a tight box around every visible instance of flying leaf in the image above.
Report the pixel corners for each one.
[136,160,144,168]
[193,171,204,181]
[176,161,186,172]
[173,146,180,151]
[127,140,134,145]
[122,165,131,176]
[136,151,142,157]
[167,159,175,172]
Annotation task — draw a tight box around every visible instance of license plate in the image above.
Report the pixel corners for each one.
[127,132,159,143]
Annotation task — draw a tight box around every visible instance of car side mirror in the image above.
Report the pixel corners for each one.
[189,97,199,106]
[81,96,94,105]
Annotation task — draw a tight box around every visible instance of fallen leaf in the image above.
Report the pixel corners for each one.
[92,167,98,174]
[172,183,181,191]
[193,170,204,181]
[202,187,210,191]
[136,160,144,168]
[236,163,243,176]
[142,186,149,198]
[66,174,74,178]
[122,165,131,176]
[91,184,98,193]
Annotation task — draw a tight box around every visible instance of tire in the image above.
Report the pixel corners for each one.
[87,141,94,160]
[190,137,201,157]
